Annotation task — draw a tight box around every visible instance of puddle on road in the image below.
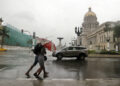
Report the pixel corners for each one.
[50,59,120,80]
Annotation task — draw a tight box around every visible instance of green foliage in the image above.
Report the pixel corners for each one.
[118,51,120,54]
[99,50,119,55]
[113,25,120,38]
[0,26,9,48]
[88,50,96,54]
[104,23,112,32]
[1,26,9,37]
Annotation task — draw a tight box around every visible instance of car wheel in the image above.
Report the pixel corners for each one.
[76,56,80,60]
[57,54,63,60]
[80,55,85,60]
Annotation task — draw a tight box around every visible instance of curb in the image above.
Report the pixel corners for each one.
[88,54,120,58]
[0,48,7,52]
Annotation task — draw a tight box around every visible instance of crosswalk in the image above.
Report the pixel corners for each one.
[17,77,76,81]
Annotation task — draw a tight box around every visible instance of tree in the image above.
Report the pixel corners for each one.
[104,23,112,42]
[103,23,112,51]
[0,26,9,48]
[113,25,120,51]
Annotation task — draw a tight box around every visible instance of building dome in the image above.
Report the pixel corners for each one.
[82,7,99,33]
[85,7,96,17]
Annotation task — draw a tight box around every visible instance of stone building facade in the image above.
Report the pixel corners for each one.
[80,7,120,51]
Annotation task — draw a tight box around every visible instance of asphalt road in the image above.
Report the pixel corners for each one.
[0,49,120,86]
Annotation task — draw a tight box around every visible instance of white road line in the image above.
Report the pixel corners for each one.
[0,67,7,71]
[17,78,76,81]
[17,78,37,80]
[52,79,75,81]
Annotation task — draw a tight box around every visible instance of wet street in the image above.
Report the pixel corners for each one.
[0,49,120,86]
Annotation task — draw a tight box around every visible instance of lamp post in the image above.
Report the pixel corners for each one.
[57,37,63,49]
[106,37,110,51]
[75,27,82,46]
[104,23,111,51]
[90,41,92,50]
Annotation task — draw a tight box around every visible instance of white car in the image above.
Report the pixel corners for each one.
[52,46,88,60]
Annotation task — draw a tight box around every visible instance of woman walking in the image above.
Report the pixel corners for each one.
[34,45,48,78]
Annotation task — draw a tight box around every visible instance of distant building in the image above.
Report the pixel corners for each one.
[0,23,33,47]
[80,7,120,51]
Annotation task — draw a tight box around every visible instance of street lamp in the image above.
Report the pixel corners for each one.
[104,24,111,51]
[90,41,92,50]
[75,27,83,46]
[106,36,110,51]
[57,37,63,49]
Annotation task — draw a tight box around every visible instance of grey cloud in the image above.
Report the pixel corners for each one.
[13,12,36,22]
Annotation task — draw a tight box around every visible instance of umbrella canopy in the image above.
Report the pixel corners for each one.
[38,38,56,52]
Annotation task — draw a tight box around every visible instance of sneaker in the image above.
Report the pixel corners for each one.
[43,74,48,78]
[25,73,30,78]
[33,73,39,78]
[45,72,49,74]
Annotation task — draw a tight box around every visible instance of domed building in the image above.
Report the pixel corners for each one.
[82,7,99,33]
[80,7,120,51]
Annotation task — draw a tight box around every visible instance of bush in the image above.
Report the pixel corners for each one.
[99,50,119,55]
[88,50,96,54]
[118,51,120,54]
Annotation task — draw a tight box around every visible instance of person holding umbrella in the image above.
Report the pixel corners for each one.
[25,43,48,78]
[33,44,48,78]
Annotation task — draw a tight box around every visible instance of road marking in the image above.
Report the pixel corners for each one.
[17,78,37,80]
[0,67,7,71]
[17,78,76,81]
[52,79,75,81]
[17,78,120,81]
[86,78,120,81]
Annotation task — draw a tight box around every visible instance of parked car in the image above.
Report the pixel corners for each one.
[52,46,88,60]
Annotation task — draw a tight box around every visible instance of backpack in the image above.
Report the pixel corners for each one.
[33,43,43,55]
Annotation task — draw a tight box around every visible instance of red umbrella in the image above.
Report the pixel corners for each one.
[44,41,56,51]
[38,38,56,52]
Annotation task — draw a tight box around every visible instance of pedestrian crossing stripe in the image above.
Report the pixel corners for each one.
[17,78,37,80]
[0,67,8,71]
[17,78,120,81]
[17,78,76,81]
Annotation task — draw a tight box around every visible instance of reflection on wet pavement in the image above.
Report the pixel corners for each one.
[0,50,120,81]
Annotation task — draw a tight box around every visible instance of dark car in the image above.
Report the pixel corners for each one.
[52,46,88,60]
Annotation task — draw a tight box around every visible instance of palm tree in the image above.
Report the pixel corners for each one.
[0,26,9,48]
[113,25,120,51]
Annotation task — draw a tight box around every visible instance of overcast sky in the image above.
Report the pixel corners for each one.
[0,0,120,45]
